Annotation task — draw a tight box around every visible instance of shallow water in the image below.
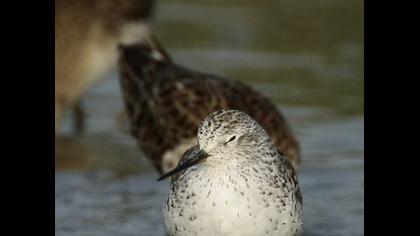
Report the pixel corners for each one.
[56,0,363,235]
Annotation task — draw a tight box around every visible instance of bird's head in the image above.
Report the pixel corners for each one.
[158,109,273,181]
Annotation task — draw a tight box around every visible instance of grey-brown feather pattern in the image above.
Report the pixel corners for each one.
[164,110,303,235]
[118,43,300,174]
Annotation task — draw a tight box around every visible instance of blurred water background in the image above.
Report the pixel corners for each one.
[55,0,364,235]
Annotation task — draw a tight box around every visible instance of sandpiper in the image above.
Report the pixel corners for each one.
[55,0,154,133]
[159,109,303,236]
[117,39,300,174]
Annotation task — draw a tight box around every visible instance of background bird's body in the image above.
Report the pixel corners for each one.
[118,43,300,173]
[55,0,153,132]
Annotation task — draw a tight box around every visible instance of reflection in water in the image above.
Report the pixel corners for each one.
[56,0,363,235]
[56,138,93,170]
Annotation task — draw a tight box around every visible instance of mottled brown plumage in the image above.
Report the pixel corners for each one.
[118,40,300,174]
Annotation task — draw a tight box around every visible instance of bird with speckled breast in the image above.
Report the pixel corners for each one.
[158,109,303,236]
[117,37,301,175]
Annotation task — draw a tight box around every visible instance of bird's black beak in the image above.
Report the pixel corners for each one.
[157,149,210,181]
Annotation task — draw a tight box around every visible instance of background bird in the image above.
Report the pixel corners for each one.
[55,0,155,134]
[117,37,300,174]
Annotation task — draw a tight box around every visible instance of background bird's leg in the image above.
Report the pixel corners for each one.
[72,100,85,134]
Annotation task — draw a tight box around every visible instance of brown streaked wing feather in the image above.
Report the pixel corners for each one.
[154,69,230,141]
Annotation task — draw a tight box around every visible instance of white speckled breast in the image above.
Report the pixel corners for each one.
[163,158,302,236]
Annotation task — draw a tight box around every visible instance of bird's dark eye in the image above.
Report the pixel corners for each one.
[226,135,236,143]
